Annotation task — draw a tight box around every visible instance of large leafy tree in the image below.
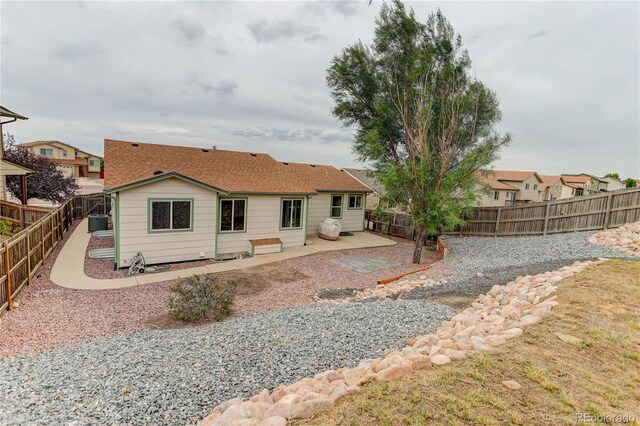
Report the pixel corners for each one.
[3,133,78,203]
[327,1,510,263]
[624,178,637,188]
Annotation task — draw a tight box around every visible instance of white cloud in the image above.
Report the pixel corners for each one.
[1,1,638,177]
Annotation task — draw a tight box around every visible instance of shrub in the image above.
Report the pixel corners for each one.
[0,219,17,236]
[166,274,235,322]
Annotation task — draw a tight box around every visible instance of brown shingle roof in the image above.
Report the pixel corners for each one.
[561,174,591,184]
[489,170,543,183]
[104,139,319,194]
[476,174,519,191]
[538,174,562,189]
[53,158,88,166]
[283,162,371,192]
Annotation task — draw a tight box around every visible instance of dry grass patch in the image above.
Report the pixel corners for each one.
[294,260,640,426]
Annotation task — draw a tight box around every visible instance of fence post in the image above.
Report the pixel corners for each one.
[542,201,551,236]
[19,206,25,229]
[494,207,502,236]
[603,192,614,230]
[41,220,45,261]
[26,230,31,285]
[5,245,11,311]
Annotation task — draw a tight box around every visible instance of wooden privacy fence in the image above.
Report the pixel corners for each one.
[365,187,640,238]
[73,193,109,218]
[458,188,640,236]
[0,194,103,315]
[0,200,52,228]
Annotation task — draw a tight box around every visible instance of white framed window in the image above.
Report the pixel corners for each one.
[281,198,303,229]
[525,183,530,190]
[89,159,95,166]
[219,198,246,232]
[62,149,68,157]
[330,194,343,218]
[493,191,499,200]
[533,184,538,190]
[40,148,53,156]
[348,194,363,209]
[149,199,193,232]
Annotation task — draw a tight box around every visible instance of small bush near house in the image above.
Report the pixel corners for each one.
[0,219,18,236]
[167,274,235,322]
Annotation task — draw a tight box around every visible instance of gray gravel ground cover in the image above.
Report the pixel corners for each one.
[401,260,586,309]
[0,301,453,426]
[441,231,624,276]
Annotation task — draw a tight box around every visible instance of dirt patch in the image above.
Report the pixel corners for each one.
[294,260,640,425]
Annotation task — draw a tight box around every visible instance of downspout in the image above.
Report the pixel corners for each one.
[105,192,119,270]
[304,195,310,245]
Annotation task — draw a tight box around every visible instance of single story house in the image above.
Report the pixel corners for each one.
[18,140,103,178]
[104,139,370,268]
[343,168,384,209]
[0,106,33,202]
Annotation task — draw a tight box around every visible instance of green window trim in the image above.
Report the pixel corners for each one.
[217,197,248,234]
[347,194,364,210]
[280,197,304,230]
[330,194,343,219]
[147,198,194,233]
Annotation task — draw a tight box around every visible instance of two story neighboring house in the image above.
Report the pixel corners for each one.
[539,175,574,201]
[482,170,544,204]
[561,174,607,196]
[18,141,103,178]
[474,173,519,206]
[600,176,626,192]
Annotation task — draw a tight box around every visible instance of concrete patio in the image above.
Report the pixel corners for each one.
[50,219,396,290]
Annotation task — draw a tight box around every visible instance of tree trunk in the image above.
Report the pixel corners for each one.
[412,231,425,264]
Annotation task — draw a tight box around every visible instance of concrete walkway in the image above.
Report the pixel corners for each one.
[51,219,396,290]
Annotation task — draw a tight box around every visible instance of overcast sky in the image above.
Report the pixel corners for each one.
[1,1,639,178]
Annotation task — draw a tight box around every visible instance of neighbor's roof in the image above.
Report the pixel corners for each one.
[343,168,384,194]
[104,139,318,194]
[489,170,543,183]
[476,173,519,191]
[538,174,563,189]
[284,162,371,192]
[19,141,103,159]
[561,174,591,184]
[0,105,28,120]
[52,158,89,165]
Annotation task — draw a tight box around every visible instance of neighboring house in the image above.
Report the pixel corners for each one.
[0,106,33,202]
[600,176,626,192]
[539,175,574,201]
[561,174,606,196]
[104,140,370,268]
[474,173,518,206]
[18,141,103,178]
[481,170,544,203]
[343,168,385,209]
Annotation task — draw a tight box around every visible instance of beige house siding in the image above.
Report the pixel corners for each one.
[365,193,380,209]
[500,175,541,202]
[216,194,307,256]
[306,192,365,235]
[602,177,626,191]
[117,177,217,267]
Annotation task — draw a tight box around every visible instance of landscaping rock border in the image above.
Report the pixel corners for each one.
[199,259,604,426]
[588,221,640,258]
